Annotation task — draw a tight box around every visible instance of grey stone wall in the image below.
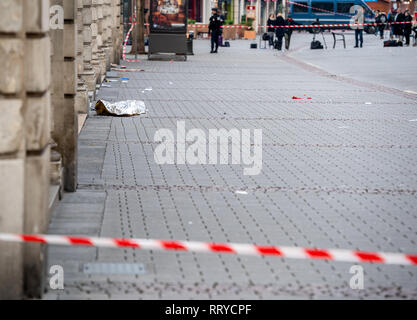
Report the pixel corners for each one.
[0,0,123,299]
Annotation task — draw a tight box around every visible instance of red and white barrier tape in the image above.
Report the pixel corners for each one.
[1,233,416,266]
[124,21,415,30]
[124,22,150,26]
[229,21,415,29]
[270,21,416,28]
[122,24,141,63]
[187,21,415,29]
[188,24,247,29]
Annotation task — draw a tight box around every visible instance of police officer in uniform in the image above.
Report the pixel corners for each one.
[209,8,223,53]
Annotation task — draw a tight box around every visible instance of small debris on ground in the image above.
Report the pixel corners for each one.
[292,96,312,100]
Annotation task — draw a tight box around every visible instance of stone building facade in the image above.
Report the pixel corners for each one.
[0,0,123,299]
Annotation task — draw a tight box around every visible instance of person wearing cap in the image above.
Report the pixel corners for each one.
[208,8,224,53]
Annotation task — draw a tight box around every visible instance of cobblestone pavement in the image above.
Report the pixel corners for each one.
[44,33,417,300]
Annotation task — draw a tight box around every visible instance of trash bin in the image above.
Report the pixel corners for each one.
[187,37,194,55]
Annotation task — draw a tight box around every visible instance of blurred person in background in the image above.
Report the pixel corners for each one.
[267,13,276,47]
[274,12,286,51]
[353,8,364,48]
[285,17,297,50]
[208,8,223,53]
[394,9,405,42]
[375,11,387,39]
[403,10,412,46]
[374,10,380,36]
[413,21,417,46]
[387,9,396,39]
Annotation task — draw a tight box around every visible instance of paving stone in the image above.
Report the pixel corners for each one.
[44,35,417,300]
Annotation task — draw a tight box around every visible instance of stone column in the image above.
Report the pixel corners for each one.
[0,0,51,299]
[111,0,117,63]
[23,0,52,299]
[91,0,102,85]
[0,0,25,299]
[81,0,97,93]
[50,0,65,191]
[101,0,111,69]
[63,0,79,191]
[96,0,107,81]
[119,0,123,62]
[107,0,115,65]
[50,0,78,192]
[111,0,122,64]
[104,0,113,70]
[118,0,123,62]
[75,0,89,114]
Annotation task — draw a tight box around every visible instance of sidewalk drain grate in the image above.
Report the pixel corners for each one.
[82,263,146,275]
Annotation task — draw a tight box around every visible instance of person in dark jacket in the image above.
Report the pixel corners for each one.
[387,10,396,39]
[375,11,387,39]
[208,8,224,53]
[267,13,276,47]
[394,9,405,41]
[374,10,380,35]
[274,12,286,51]
[285,18,296,50]
[403,10,413,46]
[413,24,417,46]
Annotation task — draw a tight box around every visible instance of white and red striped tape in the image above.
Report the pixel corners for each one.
[133,21,415,28]
[122,24,141,63]
[217,21,415,29]
[267,21,416,28]
[127,21,415,29]
[0,233,416,266]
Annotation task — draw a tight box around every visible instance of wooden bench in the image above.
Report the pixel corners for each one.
[331,32,346,49]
